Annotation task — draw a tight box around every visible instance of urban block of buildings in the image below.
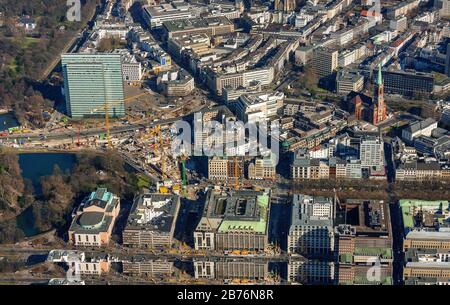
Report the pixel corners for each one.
[400,199,450,285]
[194,189,271,252]
[123,193,180,248]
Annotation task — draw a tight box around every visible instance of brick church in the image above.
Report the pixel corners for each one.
[347,64,387,125]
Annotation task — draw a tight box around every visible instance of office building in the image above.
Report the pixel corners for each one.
[401,201,450,285]
[248,154,277,180]
[404,231,450,250]
[142,3,195,28]
[336,70,364,95]
[222,81,262,104]
[123,193,180,248]
[167,33,212,59]
[404,260,450,285]
[162,16,234,39]
[47,250,110,276]
[194,259,268,282]
[194,189,270,252]
[414,135,450,158]
[386,0,420,19]
[61,53,125,118]
[389,16,408,32]
[122,259,174,276]
[401,118,438,144]
[379,69,434,97]
[396,161,450,181]
[288,260,335,284]
[288,194,335,255]
[312,47,339,80]
[335,199,393,285]
[207,157,245,181]
[290,157,330,180]
[274,0,296,12]
[235,91,284,124]
[68,188,120,247]
[399,198,450,234]
[156,68,195,97]
[331,29,354,47]
[403,227,450,285]
[208,157,229,180]
[121,54,142,84]
[122,61,142,83]
[295,46,314,65]
[360,136,384,169]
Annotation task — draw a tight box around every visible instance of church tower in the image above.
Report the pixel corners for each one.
[372,64,386,125]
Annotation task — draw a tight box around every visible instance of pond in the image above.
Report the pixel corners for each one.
[0,112,19,131]
[18,153,77,193]
[15,153,77,237]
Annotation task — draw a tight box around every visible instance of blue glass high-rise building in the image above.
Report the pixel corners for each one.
[61,53,125,118]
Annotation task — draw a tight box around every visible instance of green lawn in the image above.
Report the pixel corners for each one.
[20,37,40,49]
[8,57,19,76]
[136,174,151,189]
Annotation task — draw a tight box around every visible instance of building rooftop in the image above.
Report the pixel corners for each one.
[69,188,119,235]
[406,230,450,241]
[337,70,364,83]
[405,118,437,134]
[406,262,450,269]
[336,199,391,236]
[144,3,193,18]
[78,212,105,227]
[125,193,180,233]
[198,189,270,234]
[290,194,334,228]
[400,199,449,230]
[163,16,232,33]
[70,214,113,234]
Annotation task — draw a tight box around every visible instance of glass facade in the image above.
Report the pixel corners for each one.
[62,53,125,118]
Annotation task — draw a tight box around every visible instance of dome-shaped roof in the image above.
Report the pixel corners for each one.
[78,212,104,228]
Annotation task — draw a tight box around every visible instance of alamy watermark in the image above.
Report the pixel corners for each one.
[170,112,280,164]
[67,0,81,22]
[366,257,383,283]
[366,0,382,28]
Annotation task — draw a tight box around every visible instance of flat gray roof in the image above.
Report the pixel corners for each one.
[406,231,450,241]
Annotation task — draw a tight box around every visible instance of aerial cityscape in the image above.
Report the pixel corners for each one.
[0,0,449,289]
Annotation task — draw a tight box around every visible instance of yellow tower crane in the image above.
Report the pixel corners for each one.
[89,92,150,148]
[89,99,125,149]
[141,124,165,179]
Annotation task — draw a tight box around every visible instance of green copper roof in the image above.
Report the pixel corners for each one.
[218,194,269,234]
[399,199,447,208]
[376,64,382,85]
[400,199,448,229]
